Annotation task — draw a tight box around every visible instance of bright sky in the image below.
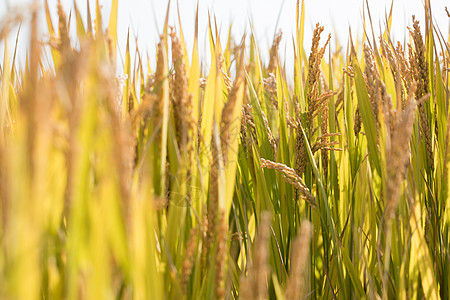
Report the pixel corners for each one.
[1,0,449,72]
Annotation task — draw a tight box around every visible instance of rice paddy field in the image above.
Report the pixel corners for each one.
[0,0,449,299]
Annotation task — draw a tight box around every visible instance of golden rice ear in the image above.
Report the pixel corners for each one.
[286,220,313,299]
[261,158,316,207]
[306,23,324,120]
[181,227,199,294]
[363,44,382,124]
[385,83,420,222]
[239,212,271,300]
[57,0,70,52]
[409,17,434,171]
[2,1,449,299]
[268,31,283,74]
[170,29,191,152]
[214,211,228,299]
[295,119,308,178]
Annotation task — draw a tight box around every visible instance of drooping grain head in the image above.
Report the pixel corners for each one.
[261,109,277,159]
[261,158,315,207]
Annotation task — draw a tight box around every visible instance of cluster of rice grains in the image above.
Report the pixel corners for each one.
[0,0,449,299]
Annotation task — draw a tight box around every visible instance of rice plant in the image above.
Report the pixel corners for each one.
[0,0,449,299]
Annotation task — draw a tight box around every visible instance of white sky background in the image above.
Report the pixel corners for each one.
[0,0,449,74]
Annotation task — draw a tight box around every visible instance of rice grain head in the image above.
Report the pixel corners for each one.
[214,211,228,299]
[409,17,434,170]
[286,220,313,299]
[363,44,382,124]
[268,31,282,74]
[261,158,315,207]
[181,227,198,295]
[385,83,418,222]
[238,212,271,300]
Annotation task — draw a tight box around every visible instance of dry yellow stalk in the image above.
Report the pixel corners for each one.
[286,220,313,299]
[260,158,315,207]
